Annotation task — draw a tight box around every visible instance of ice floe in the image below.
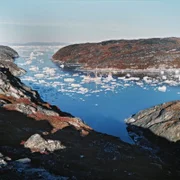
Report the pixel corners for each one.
[143,76,152,84]
[29,66,39,72]
[158,86,167,92]
[164,80,178,86]
[175,70,179,74]
[106,73,114,81]
[73,73,79,77]
[160,71,164,75]
[22,76,37,82]
[29,52,36,60]
[43,67,56,76]
[162,75,167,80]
[34,74,45,78]
[71,84,81,88]
[78,87,88,94]
[64,78,75,82]
[60,64,64,68]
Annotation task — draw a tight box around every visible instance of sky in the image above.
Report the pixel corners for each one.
[0,0,180,43]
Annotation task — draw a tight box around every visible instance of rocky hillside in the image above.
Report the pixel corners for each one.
[126,100,180,143]
[126,101,180,174]
[53,37,180,71]
[0,45,25,76]
[1,46,180,179]
[0,45,18,60]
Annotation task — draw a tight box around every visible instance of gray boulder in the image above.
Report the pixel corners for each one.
[24,134,66,152]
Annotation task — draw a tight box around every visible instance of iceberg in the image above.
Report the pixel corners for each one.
[158,86,167,92]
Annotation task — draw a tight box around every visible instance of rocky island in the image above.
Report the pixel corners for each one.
[0,45,180,179]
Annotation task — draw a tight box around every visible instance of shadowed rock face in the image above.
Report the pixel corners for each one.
[0,45,19,61]
[126,101,180,173]
[0,45,25,76]
[53,37,180,70]
[126,101,180,143]
[1,46,180,179]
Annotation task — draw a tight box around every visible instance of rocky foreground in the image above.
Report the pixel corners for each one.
[0,46,180,179]
[53,37,180,76]
[126,101,180,177]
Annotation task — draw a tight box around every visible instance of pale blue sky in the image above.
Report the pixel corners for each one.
[0,0,180,43]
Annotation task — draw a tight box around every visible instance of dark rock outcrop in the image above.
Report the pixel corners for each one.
[126,101,180,143]
[0,45,19,61]
[52,37,180,71]
[0,45,25,76]
[126,101,180,174]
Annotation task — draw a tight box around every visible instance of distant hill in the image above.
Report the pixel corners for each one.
[1,42,68,46]
[52,37,180,70]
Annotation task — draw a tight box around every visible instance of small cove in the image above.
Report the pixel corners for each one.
[14,45,180,143]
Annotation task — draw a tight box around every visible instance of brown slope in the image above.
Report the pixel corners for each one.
[53,37,180,70]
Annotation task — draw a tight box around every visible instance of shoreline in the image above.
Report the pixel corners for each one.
[52,59,180,80]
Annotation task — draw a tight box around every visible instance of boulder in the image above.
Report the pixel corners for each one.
[24,134,66,152]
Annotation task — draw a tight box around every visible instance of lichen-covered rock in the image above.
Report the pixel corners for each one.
[24,134,66,152]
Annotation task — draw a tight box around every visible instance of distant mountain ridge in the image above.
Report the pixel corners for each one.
[1,42,68,46]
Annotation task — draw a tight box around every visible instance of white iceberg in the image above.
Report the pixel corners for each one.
[43,67,56,76]
[29,66,39,72]
[71,84,81,88]
[34,74,45,78]
[158,86,167,92]
[64,78,75,82]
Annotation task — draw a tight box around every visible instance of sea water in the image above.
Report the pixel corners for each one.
[13,46,180,143]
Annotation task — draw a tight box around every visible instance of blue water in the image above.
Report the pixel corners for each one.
[13,46,180,143]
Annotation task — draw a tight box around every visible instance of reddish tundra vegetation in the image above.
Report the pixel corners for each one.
[53,37,180,70]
